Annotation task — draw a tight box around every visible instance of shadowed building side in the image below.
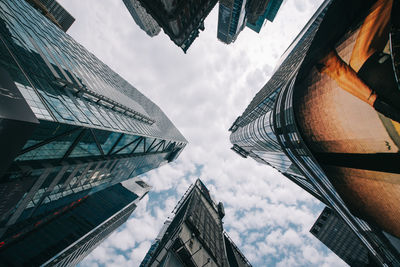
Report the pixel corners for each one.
[310,207,379,267]
[136,0,218,53]
[140,179,252,267]
[0,179,151,266]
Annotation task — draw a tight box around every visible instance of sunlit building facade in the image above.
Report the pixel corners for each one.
[229,0,400,265]
[0,0,187,257]
[140,179,252,267]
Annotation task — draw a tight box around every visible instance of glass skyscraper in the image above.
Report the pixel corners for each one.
[229,0,400,265]
[135,0,218,53]
[25,0,75,32]
[310,206,378,266]
[217,0,248,44]
[246,0,283,33]
[122,0,161,37]
[0,0,186,262]
[0,178,151,266]
[140,179,252,267]
[217,0,284,44]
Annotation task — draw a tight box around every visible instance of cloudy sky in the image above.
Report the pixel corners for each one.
[58,0,347,266]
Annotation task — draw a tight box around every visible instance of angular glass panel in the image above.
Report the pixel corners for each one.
[75,99,101,126]
[43,94,75,121]
[143,137,155,152]
[112,134,140,154]
[149,140,163,152]
[61,95,89,124]
[69,131,101,158]
[116,137,141,155]
[91,129,122,155]
[133,138,145,154]
[16,123,80,161]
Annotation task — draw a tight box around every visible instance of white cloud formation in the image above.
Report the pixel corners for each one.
[58,0,347,266]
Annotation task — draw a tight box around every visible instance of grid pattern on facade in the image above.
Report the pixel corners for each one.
[140,180,252,267]
[137,0,218,53]
[310,207,370,266]
[123,0,160,37]
[0,0,186,143]
[25,0,75,32]
[217,0,247,44]
[230,0,400,265]
[0,183,142,266]
[235,3,325,127]
[186,190,225,266]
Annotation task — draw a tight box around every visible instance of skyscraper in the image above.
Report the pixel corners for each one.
[25,0,75,32]
[0,0,187,257]
[140,179,252,267]
[246,0,283,33]
[122,0,161,37]
[217,0,248,44]
[310,207,378,266]
[135,0,218,53]
[217,0,283,44]
[229,0,400,265]
[0,178,150,266]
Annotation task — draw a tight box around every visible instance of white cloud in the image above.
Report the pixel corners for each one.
[57,0,346,266]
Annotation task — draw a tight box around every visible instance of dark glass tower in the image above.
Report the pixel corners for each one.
[217,0,247,44]
[25,0,75,32]
[140,179,252,267]
[246,0,283,33]
[229,0,400,265]
[135,0,218,53]
[217,0,283,44]
[311,207,378,266]
[0,178,151,266]
[0,0,187,255]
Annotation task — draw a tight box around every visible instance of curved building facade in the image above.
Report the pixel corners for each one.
[229,0,400,265]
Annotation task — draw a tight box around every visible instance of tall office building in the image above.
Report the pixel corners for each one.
[122,0,161,37]
[246,0,283,33]
[0,0,187,257]
[136,0,218,53]
[229,0,400,265]
[217,0,248,44]
[311,207,378,266]
[25,0,75,32]
[0,178,150,266]
[140,179,252,267]
[217,0,283,44]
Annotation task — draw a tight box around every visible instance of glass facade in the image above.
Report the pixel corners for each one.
[122,0,161,37]
[217,0,248,44]
[229,0,400,265]
[0,181,150,266]
[246,0,283,33]
[136,0,218,52]
[0,0,187,262]
[25,0,75,32]
[140,179,251,267]
[310,207,373,266]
